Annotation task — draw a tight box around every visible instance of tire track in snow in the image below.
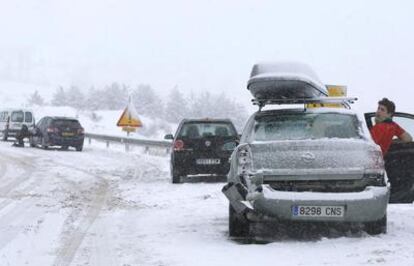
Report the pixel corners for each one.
[0,197,46,250]
[0,153,47,251]
[53,181,109,266]
[0,154,35,198]
[49,158,116,266]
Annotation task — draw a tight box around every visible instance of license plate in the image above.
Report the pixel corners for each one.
[62,132,75,137]
[292,205,345,217]
[196,158,221,165]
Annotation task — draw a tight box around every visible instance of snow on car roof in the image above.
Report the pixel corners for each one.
[249,62,327,92]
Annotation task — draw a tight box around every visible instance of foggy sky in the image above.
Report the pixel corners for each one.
[1,0,413,112]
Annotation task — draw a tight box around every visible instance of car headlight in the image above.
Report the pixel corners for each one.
[237,145,253,175]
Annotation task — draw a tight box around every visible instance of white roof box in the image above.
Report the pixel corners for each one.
[247,62,328,100]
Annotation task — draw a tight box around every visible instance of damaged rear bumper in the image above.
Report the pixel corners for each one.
[222,182,390,223]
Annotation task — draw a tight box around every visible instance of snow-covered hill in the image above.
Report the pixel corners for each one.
[0,80,178,139]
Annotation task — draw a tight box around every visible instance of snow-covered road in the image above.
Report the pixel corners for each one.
[0,141,413,266]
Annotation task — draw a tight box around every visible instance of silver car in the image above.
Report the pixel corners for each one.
[223,107,390,237]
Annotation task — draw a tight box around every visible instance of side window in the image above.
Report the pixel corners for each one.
[36,118,44,128]
[45,118,52,128]
[25,112,33,123]
[393,116,414,137]
[11,111,24,122]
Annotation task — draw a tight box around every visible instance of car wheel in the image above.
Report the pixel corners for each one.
[41,137,48,150]
[29,137,36,147]
[62,146,69,150]
[2,130,8,141]
[171,167,183,184]
[75,145,83,152]
[364,215,387,235]
[172,173,181,184]
[229,204,250,238]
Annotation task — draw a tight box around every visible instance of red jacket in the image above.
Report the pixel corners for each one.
[370,120,404,155]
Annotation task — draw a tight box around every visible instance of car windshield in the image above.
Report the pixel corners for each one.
[52,119,81,128]
[253,112,361,141]
[11,111,24,122]
[179,122,236,138]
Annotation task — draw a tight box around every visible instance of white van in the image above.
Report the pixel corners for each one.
[0,109,35,141]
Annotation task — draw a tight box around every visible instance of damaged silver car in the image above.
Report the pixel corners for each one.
[223,107,390,237]
[223,63,389,237]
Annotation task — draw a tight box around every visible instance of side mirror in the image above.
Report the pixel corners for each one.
[164,134,174,140]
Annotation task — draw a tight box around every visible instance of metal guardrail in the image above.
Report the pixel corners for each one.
[85,133,172,153]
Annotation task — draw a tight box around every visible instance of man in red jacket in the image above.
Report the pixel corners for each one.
[370,98,412,155]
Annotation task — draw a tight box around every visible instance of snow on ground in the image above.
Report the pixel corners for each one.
[29,105,177,140]
[0,140,413,266]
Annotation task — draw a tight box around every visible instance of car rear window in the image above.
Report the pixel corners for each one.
[253,113,361,141]
[52,120,81,128]
[11,111,24,122]
[178,122,236,138]
[25,112,33,123]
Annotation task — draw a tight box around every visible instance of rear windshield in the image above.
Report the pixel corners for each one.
[11,111,24,122]
[25,112,33,123]
[52,120,81,128]
[253,113,361,141]
[179,122,236,138]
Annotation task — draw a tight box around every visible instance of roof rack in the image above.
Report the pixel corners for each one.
[252,96,358,111]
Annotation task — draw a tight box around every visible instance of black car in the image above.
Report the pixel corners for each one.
[165,119,239,183]
[365,112,414,203]
[30,116,85,151]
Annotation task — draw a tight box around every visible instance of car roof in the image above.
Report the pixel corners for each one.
[1,108,33,113]
[180,118,234,123]
[45,116,79,121]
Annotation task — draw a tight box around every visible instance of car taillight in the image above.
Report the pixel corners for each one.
[78,128,84,134]
[47,127,58,133]
[174,140,184,151]
[237,144,253,175]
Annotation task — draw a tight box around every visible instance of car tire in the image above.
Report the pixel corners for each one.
[76,145,83,152]
[41,137,48,150]
[171,167,183,184]
[62,146,69,150]
[229,204,250,238]
[2,130,8,141]
[364,215,387,235]
[29,137,35,147]
[172,173,181,184]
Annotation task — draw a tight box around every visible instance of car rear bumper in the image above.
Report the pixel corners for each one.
[250,185,390,223]
[47,135,84,146]
[172,152,232,175]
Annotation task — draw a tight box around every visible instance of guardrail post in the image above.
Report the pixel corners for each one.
[125,143,129,152]
[145,146,149,154]
[106,141,110,148]
[88,137,92,144]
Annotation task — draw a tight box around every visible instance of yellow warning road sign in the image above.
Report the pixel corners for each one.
[117,106,142,127]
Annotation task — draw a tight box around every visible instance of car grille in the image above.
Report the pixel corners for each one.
[264,179,369,192]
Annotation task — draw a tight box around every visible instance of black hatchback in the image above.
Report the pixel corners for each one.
[30,116,85,151]
[165,119,239,183]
